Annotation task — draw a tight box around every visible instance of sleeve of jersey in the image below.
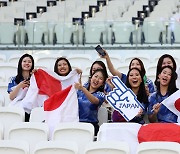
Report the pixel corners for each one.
[95,92,105,106]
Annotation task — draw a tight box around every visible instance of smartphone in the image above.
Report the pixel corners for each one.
[25,77,30,81]
[95,45,106,56]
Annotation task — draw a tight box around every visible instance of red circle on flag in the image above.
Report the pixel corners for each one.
[175,98,180,111]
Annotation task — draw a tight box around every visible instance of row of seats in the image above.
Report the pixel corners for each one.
[0,140,179,154]
[0,116,179,154]
[1,20,180,46]
[0,0,180,46]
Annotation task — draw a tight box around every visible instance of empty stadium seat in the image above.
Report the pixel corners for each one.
[137,141,180,154]
[0,82,9,106]
[8,122,49,153]
[0,95,5,107]
[0,63,17,83]
[84,141,130,154]
[0,106,25,139]
[33,141,78,154]
[0,123,3,140]
[52,122,94,154]
[54,22,74,45]
[0,140,29,154]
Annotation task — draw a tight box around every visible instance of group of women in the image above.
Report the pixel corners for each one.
[7,50,179,135]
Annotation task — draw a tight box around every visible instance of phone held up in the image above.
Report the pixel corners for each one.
[95,45,106,56]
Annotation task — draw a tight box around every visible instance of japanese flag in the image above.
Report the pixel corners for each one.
[161,90,180,122]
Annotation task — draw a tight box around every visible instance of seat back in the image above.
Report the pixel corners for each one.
[137,141,180,154]
[0,140,29,154]
[0,107,25,139]
[84,141,130,154]
[8,122,49,153]
[52,122,94,154]
[33,141,78,154]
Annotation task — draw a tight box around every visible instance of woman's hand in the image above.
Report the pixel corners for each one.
[75,68,82,75]
[18,80,30,89]
[74,82,83,91]
[152,103,161,114]
[106,76,114,90]
[136,108,143,117]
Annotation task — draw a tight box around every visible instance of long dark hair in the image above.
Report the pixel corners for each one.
[89,61,108,78]
[87,69,108,92]
[126,68,148,103]
[54,57,72,76]
[15,54,34,84]
[155,65,178,96]
[155,54,176,86]
[129,58,146,77]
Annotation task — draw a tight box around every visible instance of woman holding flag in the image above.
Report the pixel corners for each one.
[148,65,178,123]
[7,53,34,122]
[75,69,108,136]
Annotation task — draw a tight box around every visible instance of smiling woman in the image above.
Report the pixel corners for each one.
[7,53,34,122]
[112,68,149,124]
[148,65,178,123]
[75,69,108,136]
[54,57,72,76]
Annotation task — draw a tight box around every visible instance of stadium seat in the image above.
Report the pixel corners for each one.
[142,19,165,44]
[8,53,26,63]
[0,82,9,106]
[0,63,17,83]
[54,22,74,45]
[0,123,3,140]
[137,141,180,154]
[0,140,29,154]
[111,21,134,44]
[33,141,78,154]
[0,54,6,62]
[84,141,130,154]
[98,106,108,126]
[0,22,16,45]
[84,20,107,45]
[8,122,49,153]
[0,106,25,139]
[67,54,93,71]
[0,95,5,107]
[171,21,180,44]
[52,122,94,154]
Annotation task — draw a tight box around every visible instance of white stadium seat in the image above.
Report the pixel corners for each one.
[84,141,130,154]
[137,141,180,154]
[52,122,94,154]
[33,141,78,154]
[0,106,25,139]
[8,122,49,153]
[0,140,29,154]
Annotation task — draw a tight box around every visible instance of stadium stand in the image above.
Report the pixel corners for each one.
[0,0,180,153]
